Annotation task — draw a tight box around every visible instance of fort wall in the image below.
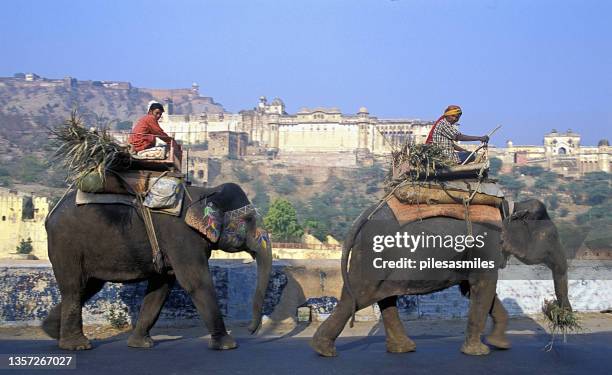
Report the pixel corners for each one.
[1,260,610,326]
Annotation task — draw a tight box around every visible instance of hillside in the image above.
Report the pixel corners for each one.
[0,73,225,189]
[0,74,224,150]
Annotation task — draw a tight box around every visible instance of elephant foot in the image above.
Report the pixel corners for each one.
[461,341,490,356]
[386,336,416,353]
[310,336,337,357]
[128,334,155,348]
[59,336,92,351]
[208,334,238,350]
[486,334,511,350]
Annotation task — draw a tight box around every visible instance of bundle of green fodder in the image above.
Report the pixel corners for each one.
[51,112,131,190]
[542,299,582,350]
[385,143,453,190]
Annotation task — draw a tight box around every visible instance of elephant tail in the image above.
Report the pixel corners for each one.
[342,203,378,328]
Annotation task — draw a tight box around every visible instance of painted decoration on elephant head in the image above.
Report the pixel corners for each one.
[220,215,249,249]
[185,200,223,243]
[255,228,271,251]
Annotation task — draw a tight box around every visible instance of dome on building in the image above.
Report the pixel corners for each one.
[358,106,369,114]
[271,97,284,106]
[598,139,610,147]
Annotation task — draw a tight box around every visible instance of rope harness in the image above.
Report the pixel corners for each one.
[110,170,171,273]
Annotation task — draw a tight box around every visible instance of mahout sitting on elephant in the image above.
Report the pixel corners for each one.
[43,182,272,351]
[311,198,570,357]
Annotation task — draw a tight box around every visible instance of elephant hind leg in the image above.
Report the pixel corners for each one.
[128,274,175,348]
[378,296,416,353]
[58,278,105,351]
[486,295,511,349]
[461,279,497,356]
[42,303,62,339]
[44,278,105,340]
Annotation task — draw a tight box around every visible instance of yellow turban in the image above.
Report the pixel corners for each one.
[443,105,462,117]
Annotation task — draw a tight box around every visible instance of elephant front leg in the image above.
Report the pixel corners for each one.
[128,275,175,348]
[378,296,416,353]
[486,295,511,349]
[173,260,237,350]
[461,279,497,356]
[311,291,355,357]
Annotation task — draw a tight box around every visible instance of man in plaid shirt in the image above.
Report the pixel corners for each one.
[425,105,489,164]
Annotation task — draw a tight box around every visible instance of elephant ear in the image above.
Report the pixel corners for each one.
[185,200,223,243]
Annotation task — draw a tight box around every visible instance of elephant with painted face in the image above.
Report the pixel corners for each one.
[42,182,272,351]
[311,199,570,357]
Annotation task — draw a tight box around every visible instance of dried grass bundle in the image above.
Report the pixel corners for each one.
[386,143,453,190]
[542,299,582,350]
[51,112,131,186]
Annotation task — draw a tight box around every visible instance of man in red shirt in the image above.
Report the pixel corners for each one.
[128,102,175,152]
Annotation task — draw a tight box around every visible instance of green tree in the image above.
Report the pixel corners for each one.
[303,218,327,242]
[16,238,33,254]
[489,158,503,176]
[264,198,304,242]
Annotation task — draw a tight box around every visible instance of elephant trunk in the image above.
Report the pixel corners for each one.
[248,235,272,334]
[553,269,572,310]
[546,240,572,310]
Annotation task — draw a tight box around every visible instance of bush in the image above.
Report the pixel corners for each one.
[115,120,132,131]
[534,172,558,190]
[18,155,46,183]
[497,175,526,198]
[515,165,545,176]
[303,177,313,185]
[270,174,298,195]
[232,165,252,183]
[489,158,503,176]
[16,238,33,254]
[0,175,13,187]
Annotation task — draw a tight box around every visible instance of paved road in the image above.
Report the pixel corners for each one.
[1,332,611,375]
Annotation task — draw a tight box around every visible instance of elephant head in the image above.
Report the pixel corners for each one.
[501,199,572,310]
[186,188,273,333]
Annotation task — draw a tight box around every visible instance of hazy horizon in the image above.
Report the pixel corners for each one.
[1,0,610,146]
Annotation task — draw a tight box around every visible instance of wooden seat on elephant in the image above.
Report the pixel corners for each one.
[129,139,182,172]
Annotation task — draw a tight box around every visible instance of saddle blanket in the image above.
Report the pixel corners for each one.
[75,189,184,216]
[386,195,502,227]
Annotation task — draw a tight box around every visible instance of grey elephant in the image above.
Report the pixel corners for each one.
[42,182,272,351]
[311,199,570,357]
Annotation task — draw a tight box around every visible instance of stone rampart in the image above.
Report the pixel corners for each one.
[1,260,610,327]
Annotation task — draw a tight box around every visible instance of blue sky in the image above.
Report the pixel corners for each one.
[1,0,610,145]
